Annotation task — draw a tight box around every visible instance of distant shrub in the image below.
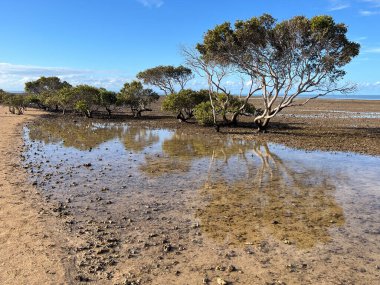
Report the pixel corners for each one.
[4,94,29,115]
[0,89,6,104]
[162,89,209,121]
[194,101,214,126]
[118,81,159,117]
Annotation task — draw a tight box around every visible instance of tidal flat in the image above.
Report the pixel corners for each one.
[21,117,380,284]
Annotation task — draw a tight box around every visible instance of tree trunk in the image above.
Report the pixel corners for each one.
[231,112,239,126]
[106,107,112,117]
[222,112,228,123]
[176,112,186,122]
[214,124,220,132]
[256,118,270,132]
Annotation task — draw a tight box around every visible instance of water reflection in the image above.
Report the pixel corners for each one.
[27,119,348,249]
[196,143,345,248]
[122,127,159,152]
[140,132,253,175]
[28,120,122,150]
[161,132,250,160]
[28,118,160,152]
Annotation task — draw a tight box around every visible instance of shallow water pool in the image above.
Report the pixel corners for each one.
[23,118,380,284]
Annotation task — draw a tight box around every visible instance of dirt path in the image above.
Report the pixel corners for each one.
[0,106,72,285]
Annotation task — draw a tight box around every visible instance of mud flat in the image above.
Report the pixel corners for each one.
[1,99,379,285]
[23,115,380,284]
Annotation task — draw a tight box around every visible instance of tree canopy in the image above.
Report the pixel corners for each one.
[162,89,209,121]
[25,76,71,94]
[137,65,193,95]
[185,14,360,131]
[118,81,159,117]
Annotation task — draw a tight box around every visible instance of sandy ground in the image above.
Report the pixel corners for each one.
[0,99,379,284]
[0,106,75,284]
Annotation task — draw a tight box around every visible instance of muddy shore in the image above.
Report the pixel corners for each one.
[142,98,380,156]
[24,98,380,155]
[0,106,73,284]
[0,99,379,285]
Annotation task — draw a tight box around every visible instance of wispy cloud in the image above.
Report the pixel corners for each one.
[0,63,132,91]
[361,0,380,7]
[137,0,164,8]
[358,81,380,88]
[364,47,380,53]
[359,0,380,15]
[359,9,380,15]
[328,0,351,11]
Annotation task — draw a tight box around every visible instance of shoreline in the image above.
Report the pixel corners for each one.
[0,106,74,285]
[17,98,380,156]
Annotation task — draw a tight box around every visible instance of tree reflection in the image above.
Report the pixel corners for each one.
[122,127,159,152]
[28,119,123,150]
[28,119,159,152]
[162,132,251,161]
[196,142,345,249]
[139,131,254,176]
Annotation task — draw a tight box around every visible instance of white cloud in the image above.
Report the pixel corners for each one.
[328,0,351,11]
[137,0,164,8]
[364,47,380,53]
[358,81,380,88]
[0,63,132,91]
[361,0,380,7]
[355,36,368,42]
[359,9,380,15]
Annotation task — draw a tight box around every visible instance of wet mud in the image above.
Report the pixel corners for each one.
[22,117,380,284]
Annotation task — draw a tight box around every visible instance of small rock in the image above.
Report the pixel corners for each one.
[216,277,227,285]
[75,275,90,282]
[227,265,236,272]
[163,243,173,252]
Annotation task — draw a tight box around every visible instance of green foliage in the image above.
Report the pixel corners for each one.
[118,81,159,117]
[198,14,359,81]
[98,88,117,115]
[194,101,215,126]
[71,85,101,117]
[56,87,75,114]
[0,89,6,103]
[194,14,360,130]
[137,65,193,95]
[25,76,71,94]
[74,100,90,116]
[162,89,209,121]
[242,102,256,116]
[24,76,72,109]
[3,94,29,115]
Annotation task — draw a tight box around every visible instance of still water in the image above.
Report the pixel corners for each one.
[23,118,380,284]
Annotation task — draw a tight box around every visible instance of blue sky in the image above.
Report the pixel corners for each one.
[0,0,379,94]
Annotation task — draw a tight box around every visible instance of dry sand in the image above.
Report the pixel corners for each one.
[0,106,74,285]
